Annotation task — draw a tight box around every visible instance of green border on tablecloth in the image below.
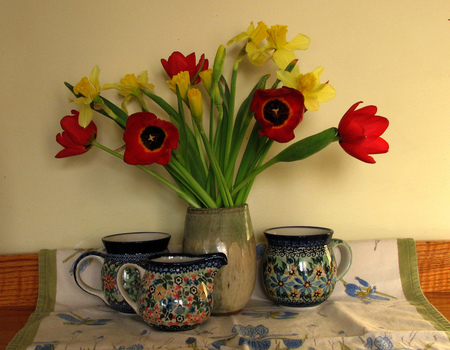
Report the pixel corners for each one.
[398,238,450,337]
[7,249,57,350]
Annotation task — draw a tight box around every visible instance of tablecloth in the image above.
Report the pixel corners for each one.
[7,239,450,349]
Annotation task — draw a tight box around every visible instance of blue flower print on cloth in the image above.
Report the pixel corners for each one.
[210,324,304,349]
[341,276,395,304]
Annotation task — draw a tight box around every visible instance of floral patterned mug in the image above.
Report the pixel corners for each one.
[262,226,352,307]
[73,232,170,313]
[117,252,228,331]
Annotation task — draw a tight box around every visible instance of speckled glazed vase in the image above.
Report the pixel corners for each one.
[262,226,352,308]
[182,204,256,315]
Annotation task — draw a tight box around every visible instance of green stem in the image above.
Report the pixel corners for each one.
[198,127,233,207]
[92,141,202,208]
[167,157,218,208]
[133,92,149,112]
[224,60,239,169]
[94,97,126,129]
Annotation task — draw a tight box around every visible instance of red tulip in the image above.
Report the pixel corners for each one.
[161,52,208,85]
[250,87,306,143]
[55,110,97,158]
[338,102,389,163]
[123,112,179,165]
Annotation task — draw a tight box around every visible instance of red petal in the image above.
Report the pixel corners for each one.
[361,136,389,154]
[339,142,376,163]
[60,113,97,145]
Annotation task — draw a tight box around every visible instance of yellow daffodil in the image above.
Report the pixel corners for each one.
[71,65,103,127]
[227,21,269,65]
[167,71,191,102]
[103,71,155,112]
[265,25,310,70]
[187,88,203,126]
[199,69,222,105]
[277,67,336,111]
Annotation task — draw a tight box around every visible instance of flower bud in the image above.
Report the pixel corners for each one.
[187,88,203,127]
[200,69,222,106]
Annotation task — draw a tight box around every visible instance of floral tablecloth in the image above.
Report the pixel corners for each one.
[8,239,450,349]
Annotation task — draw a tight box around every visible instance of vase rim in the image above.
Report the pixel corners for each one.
[186,204,248,213]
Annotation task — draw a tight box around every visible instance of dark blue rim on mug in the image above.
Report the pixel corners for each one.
[101,232,171,254]
[145,252,228,273]
[149,252,228,266]
[264,226,333,247]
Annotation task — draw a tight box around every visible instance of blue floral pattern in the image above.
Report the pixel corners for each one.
[210,324,303,350]
[342,276,396,304]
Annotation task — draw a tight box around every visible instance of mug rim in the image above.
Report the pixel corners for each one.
[102,231,171,243]
[264,226,333,237]
[149,252,228,266]
[101,232,171,254]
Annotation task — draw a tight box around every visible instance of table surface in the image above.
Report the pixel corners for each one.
[2,241,450,348]
[1,292,449,349]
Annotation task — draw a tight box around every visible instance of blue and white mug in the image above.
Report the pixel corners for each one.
[262,226,352,307]
[73,232,170,313]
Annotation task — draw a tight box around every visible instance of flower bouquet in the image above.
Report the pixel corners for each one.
[56,21,389,210]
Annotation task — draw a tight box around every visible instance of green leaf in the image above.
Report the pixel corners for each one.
[272,127,339,163]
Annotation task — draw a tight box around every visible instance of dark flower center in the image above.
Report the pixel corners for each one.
[141,126,166,151]
[263,99,290,126]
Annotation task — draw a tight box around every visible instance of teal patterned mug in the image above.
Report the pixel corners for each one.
[262,226,352,307]
[117,253,227,331]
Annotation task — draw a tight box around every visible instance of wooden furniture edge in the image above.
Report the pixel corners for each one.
[0,240,449,307]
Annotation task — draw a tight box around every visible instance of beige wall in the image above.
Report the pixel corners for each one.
[1,1,449,254]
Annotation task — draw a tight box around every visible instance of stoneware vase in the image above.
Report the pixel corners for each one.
[117,253,228,331]
[73,232,170,313]
[182,204,256,315]
[262,226,352,308]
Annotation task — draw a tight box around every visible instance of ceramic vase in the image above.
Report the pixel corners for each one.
[182,204,256,315]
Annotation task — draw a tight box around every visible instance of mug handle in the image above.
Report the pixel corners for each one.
[73,251,108,304]
[117,263,145,313]
[330,239,352,281]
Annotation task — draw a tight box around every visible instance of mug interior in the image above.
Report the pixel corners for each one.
[103,232,170,243]
[264,226,333,237]
[102,232,171,254]
[151,255,202,263]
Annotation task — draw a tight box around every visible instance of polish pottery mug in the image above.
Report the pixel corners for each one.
[262,226,352,307]
[117,253,228,331]
[73,232,171,313]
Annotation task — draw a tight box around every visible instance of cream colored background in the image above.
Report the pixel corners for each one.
[1,1,449,254]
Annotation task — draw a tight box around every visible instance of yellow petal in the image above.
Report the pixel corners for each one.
[78,105,94,128]
[167,71,191,101]
[267,25,288,48]
[316,83,336,103]
[304,97,320,112]
[272,49,296,70]
[246,42,268,65]
[250,21,269,44]
[227,21,255,45]
[187,88,203,125]
[89,65,101,93]
[199,69,213,92]
[276,70,298,88]
[284,33,310,50]
[73,77,94,98]
[136,71,148,84]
